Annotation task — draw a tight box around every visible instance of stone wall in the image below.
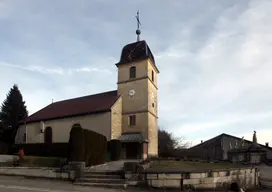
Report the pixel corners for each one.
[111,97,122,140]
[259,164,272,188]
[144,167,258,190]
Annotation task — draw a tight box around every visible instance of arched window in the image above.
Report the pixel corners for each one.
[151,70,154,82]
[129,66,136,79]
[44,127,52,144]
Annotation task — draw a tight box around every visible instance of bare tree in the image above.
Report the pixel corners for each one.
[158,128,191,157]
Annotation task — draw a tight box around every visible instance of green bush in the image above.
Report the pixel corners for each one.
[108,140,121,161]
[68,124,85,162]
[18,156,66,167]
[9,143,69,158]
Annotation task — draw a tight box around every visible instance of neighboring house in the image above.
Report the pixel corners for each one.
[15,39,159,159]
[187,132,272,160]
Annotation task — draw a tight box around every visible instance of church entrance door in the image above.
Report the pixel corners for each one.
[125,142,141,159]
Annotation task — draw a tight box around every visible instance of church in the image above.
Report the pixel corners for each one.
[15,18,159,159]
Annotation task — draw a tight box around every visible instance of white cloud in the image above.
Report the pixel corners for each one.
[0,61,112,75]
[157,0,272,145]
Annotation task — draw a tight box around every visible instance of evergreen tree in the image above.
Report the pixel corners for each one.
[0,84,28,143]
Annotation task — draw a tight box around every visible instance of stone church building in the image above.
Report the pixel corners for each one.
[15,39,159,159]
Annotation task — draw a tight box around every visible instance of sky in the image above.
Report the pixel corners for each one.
[0,0,272,147]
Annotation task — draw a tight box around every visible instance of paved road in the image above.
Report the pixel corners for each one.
[0,175,270,192]
[0,176,122,192]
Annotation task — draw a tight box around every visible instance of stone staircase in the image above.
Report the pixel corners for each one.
[73,160,141,188]
[73,171,128,188]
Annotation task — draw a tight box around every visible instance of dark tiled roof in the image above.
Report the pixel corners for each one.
[21,90,119,124]
[189,133,272,150]
[116,40,158,72]
[119,132,149,143]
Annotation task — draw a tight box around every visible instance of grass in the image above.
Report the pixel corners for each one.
[148,160,246,171]
[0,156,66,168]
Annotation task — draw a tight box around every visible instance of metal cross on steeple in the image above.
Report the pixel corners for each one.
[135,11,141,42]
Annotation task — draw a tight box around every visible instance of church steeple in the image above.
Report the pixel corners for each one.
[115,13,159,156]
[135,11,141,42]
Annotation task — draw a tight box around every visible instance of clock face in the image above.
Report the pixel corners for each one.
[129,89,136,96]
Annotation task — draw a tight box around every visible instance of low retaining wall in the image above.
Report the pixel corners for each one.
[0,167,75,181]
[259,164,272,188]
[144,167,259,190]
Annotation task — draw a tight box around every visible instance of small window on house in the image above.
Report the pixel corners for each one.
[152,103,155,107]
[129,66,136,79]
[129,115,136,126]
[151,70,154,82]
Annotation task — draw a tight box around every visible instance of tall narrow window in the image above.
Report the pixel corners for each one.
[129,66,136,79]
[129,115,136,126]
[44,127,52,144]
[151,70,154,82]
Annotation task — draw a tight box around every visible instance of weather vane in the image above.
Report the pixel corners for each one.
[135,10,141,42]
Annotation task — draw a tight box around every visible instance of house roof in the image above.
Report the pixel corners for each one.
[189,133,272,151]
[115,40,159,72]
[21,90,119,124]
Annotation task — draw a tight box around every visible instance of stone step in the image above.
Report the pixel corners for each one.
[77,177,125,184]
[83,171,123,175]
[83,173,122,179]
[74,182,128,189]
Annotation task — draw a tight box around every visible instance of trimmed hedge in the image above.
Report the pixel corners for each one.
[84,129,107,166]
[17,156,66,167]
[9,143,69,158]
[68,124,85,162]
[68,124,107,166]
[108,139,121,161]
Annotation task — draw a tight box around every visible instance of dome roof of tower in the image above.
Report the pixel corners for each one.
[116,40,159,72]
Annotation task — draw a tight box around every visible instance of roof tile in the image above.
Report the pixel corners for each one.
[22,90,119,124]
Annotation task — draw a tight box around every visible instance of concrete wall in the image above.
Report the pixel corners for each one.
[148,112,158,156]
[111,97,122,140]
[259,164,272,188]
[145,168,258,190]
[15,112,112,144]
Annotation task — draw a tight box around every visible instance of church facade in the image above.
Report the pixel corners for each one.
[15,40,159,159]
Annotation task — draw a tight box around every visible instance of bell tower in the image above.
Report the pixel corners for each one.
[115,12,159,157]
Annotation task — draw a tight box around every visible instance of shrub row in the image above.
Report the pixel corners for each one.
[18,156,66,167]
[10,143,69,158]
